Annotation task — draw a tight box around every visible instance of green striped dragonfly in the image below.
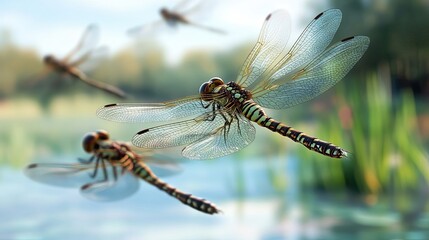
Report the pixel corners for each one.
[97,9,370,160]
[25,130,221,215]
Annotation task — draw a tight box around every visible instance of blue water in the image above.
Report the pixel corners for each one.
[2,156,428,240]
[0,156,303,240]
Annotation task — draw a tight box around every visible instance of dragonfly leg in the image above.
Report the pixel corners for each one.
[233,113,243,136]
[100,158,109,181]
[200,98,215,110]
[89,157,101,178]
[110,166,117,181]
[89,157,109,181]
[81,159,111,192]
[204,102,217,121]
[218,111,236,143]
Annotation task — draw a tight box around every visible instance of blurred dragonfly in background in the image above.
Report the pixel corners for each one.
[127,0,226,37]
[98,9,369,160]
[30,25,126,99]
[25,130,221,215]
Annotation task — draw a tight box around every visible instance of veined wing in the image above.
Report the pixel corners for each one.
[252,9,342,91]
[25,162,140,201]
[62,25,99,64]
[132,111,256,159]
[127,20,167,37]
[70,46,108,71]
[132,111,225,148]
[81,169,140,202]
[178,0,211,20]
[141,160,181,178]
[235,10,291,89]
[171,0,195,13]
[236,9,342,91]
[253,36,370,109]
[120,145,182,177]
[25,162,101,188]
[97,96,208,122]
[140,156,182,177]
[182,114,255,159]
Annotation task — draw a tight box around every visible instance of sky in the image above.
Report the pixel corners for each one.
[0,0,328,64]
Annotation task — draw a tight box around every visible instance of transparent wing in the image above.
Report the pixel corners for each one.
[25,162,140,201]
[178,0,212,20]
[62,25,99,64]
[24,162,102,188]
[70,46,108,71]
[251,9,342,91]
[123,145,183,177]
[172,0,194,12]
[235,10,291,89]
[187,22,227,35]
[127,20,168,37]
[132,111,226,149]
[96,96,208,122]
[132,112,256,160]
[80,169,140,202]
[140,155,182,177]
[182,115,256,159]
[253,36,370,109]
[143,161,181,178]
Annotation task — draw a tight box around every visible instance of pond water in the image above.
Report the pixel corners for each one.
[1,156,428,240]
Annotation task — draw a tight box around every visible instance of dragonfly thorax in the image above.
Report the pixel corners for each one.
[223,81,252,106]
[199,77,252,108]
[43,55,59,67]
[43,54,68,72]
[43,55,55,64]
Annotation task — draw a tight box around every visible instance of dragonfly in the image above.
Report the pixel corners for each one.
[25,130,221,215]
[98,9,370,160]
[36,25,126,98]
[127,0,226,36]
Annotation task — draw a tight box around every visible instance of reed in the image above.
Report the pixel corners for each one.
[295,67,429,197]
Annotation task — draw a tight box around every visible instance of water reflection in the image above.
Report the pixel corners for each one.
[1,155,428,239]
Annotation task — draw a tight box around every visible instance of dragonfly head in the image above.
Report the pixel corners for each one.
[82,130,110,153]
[199,77,225,101]
[83,132,98,153]
[160,8,168,16]
[43,55,55,65]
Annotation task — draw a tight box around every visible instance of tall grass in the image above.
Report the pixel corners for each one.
[295,67,429,198]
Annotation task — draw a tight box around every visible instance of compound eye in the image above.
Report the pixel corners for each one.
[43,55,53,63]
[209,77,224,86]
[82,132,98,153]
[199,82,209,94]
[96,130,109,140]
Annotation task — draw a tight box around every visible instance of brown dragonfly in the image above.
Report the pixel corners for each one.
[98,9,370,160]
[35,25,126,98]
[127,0,226,36]
[25,130,221,215]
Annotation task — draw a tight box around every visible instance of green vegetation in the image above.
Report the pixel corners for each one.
[0,2,428,225]
[296,70,429,195]
[1,23,428,187]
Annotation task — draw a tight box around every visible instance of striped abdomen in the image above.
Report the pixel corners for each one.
[241,101,347,158]
[120,154,221,214]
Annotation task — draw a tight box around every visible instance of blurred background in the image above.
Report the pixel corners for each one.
[1,0,429,239]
